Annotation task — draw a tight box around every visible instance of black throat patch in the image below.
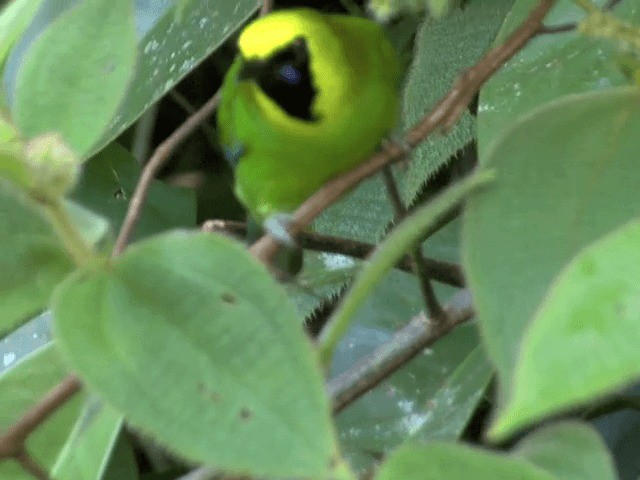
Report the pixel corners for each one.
[239,37,318,122]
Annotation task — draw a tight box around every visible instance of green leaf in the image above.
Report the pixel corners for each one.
[13,0,136,156]
[320,170,493,365]
[285,250,358,319]
[314,174,393,244]
[463,87,640,430]
[52,231,339,478]
[477,0,640,157]
[0,186,108,335]
[71,143,196,242]
[374,442,555,480]
[0,343,85,480]
[0,0,43,71]
[399,0,513,205]
[94,0,259,154]
[53,398,130,480]
[411,345,493,441]
[0,188,73,335]
[492,219,640,438]
[65,201,111,249]
[514,422,617,480]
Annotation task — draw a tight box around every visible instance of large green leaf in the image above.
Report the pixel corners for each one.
[0,343,85,480]
[492,219,640,438]
[399,0,513,205]
[477,0,640,157]
[0,0,43,110]
[0,0,43,70]
[0,187,108,336]
[13,0,136,156]
[463,87,640,426]
[0,188,72,335]
[52,231,340,478]
[95,0,259,154]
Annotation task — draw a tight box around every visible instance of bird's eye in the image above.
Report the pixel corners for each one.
[278,64,302,85]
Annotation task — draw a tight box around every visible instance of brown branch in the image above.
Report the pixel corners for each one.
[202,219,465,287]
[327,289,474,413]
[13,449,51,480]
[249,0,557,264]
[0,375,81,459]
[381,167,445,321]
[112,92,221,256]
[539,22,576,34]
[260,0,273,16]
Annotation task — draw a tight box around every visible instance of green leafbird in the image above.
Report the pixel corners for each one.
[217,8,401,228]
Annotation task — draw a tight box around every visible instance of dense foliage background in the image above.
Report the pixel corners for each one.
[1,0,639,479]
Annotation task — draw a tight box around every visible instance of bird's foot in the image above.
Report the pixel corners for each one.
[264,213,296,246]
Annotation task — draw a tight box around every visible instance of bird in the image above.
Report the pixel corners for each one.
[217,8,401,233]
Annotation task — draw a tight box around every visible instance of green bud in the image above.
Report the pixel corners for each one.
[24,133,81,200]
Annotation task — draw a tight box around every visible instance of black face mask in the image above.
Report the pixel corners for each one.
[239,37,318,122]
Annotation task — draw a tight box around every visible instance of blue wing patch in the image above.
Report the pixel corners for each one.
[223,141,246,168]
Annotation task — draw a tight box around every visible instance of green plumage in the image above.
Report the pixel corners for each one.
[217,8,401,223]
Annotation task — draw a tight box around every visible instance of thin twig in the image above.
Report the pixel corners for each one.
[112,91,221,255]
[539,22,576,34]
[539,0,622,35]
[381,167,445,321]
[202,219,465,287]
[249,0,558,264]
[131,104,159,164]
[328,289,474,413]
[168,90,218,144]
[260,0,273,16]
[583,394,640,419]
[13,449,51,480]
[0,375,81,458]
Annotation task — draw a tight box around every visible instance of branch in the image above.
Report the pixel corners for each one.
[13,449,51,480]
[382,167,445,321]
[0,375,81,459]
[260,0,273,16]
[327,289,474,413]
[540,0,624,34]
[112,91,221,256]
[202,219,465,287]
[249,0,558,264]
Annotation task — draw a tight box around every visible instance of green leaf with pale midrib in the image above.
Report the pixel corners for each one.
[53,231,339,478]
[13,0,136,156]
